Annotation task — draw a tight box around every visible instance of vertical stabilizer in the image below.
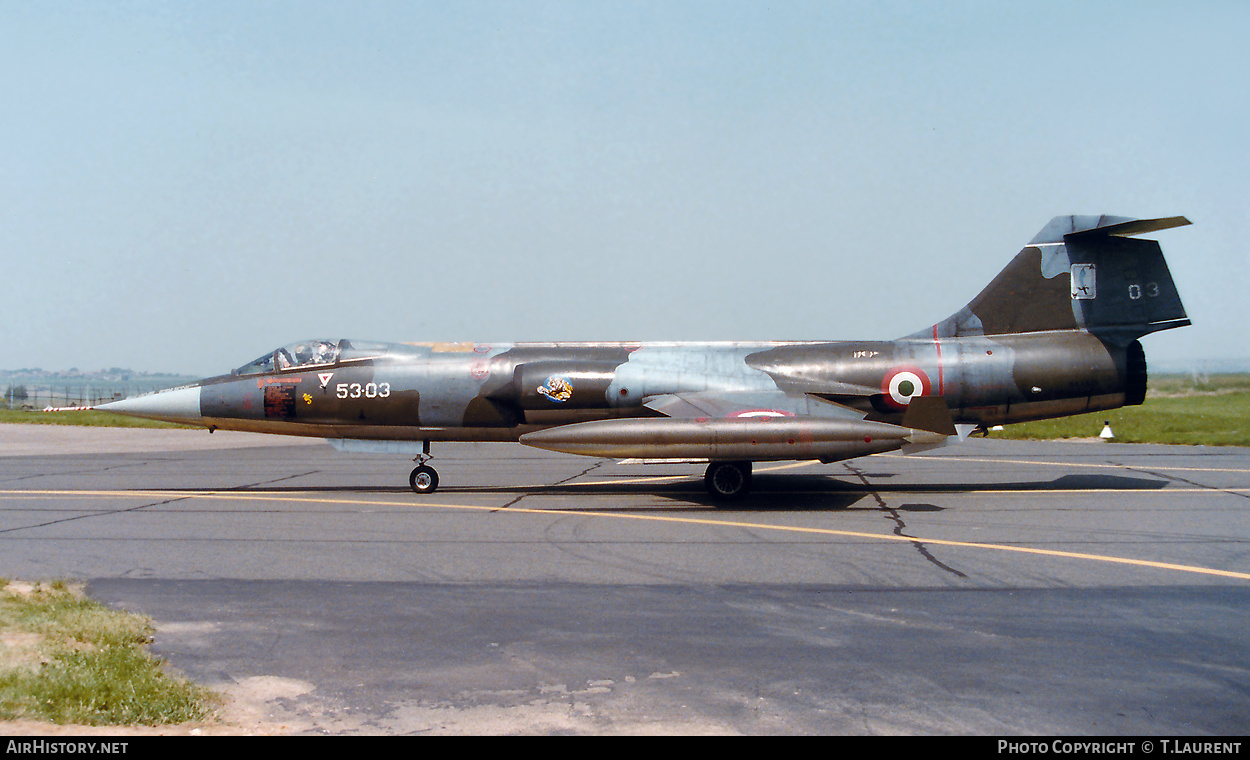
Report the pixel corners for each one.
[918,216,1190,341]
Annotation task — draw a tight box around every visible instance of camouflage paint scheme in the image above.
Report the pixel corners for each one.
[98,216,1191,498]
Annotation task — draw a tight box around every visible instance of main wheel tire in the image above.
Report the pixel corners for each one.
[409,465,439,494]
[704,461,752,500]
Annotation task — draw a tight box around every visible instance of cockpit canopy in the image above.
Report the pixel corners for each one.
[234,339,342,376]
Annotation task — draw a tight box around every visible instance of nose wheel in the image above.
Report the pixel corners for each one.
[410,464,439,494]
[409,441,439,494]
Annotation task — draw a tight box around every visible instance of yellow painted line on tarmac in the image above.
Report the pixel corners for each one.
[2,488,1249,582]
[3,485,1250,500]
[577,459,821,487]
[881,453,1250,475]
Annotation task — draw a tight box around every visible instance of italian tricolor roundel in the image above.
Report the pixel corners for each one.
[881,366,931,409]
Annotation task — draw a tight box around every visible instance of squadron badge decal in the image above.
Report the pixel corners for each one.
[537,375,573,403]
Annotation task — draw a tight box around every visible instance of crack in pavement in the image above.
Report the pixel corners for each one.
[0,459,154,485]
[0,470,322,535]
[842,462,967,579]
[494,461,606,511]
[1114,461,1250,502]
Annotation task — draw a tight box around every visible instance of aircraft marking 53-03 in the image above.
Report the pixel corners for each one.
[98,215,1192,500]
[336,382,391,399]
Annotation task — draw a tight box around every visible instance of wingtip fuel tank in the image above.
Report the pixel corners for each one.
[518,416,930,461]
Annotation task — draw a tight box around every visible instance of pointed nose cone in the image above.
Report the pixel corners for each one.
[96,385,204,425]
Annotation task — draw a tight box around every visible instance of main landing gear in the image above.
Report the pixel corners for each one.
[409,441,439,494]
[704,461,752,501]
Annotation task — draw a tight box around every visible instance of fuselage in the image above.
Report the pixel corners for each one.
[108,331,1141,442]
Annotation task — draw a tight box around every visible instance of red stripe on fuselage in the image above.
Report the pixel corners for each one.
[932,324,945,396]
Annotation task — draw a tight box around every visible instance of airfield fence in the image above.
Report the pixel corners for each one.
[3,382,190,410]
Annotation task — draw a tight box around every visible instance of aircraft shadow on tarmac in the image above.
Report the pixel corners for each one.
[158,470,1171,512]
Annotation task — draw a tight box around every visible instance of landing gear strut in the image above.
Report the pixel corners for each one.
[409,441,439,494]
[704,461,752,501]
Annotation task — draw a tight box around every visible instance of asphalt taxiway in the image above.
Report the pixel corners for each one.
[1,424,1248,734]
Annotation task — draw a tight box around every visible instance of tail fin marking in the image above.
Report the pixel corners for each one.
[920,215,1190,341]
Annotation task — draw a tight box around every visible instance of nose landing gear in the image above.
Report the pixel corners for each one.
[409,441,439,494]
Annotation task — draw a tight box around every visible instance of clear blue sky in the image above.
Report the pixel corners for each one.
[2,1,1245,376]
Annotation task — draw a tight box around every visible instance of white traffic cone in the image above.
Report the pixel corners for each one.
[1100,421,1115,440]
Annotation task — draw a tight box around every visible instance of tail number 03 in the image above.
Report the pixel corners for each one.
[336,382,391,399]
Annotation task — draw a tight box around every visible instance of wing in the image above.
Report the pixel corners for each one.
[641,389,866,421]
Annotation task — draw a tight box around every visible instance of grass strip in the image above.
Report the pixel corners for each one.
[0,409,193,428]
[0,580,218,726]
[994,392,1250,447]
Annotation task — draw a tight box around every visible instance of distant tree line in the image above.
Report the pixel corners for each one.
[4,385,28,402]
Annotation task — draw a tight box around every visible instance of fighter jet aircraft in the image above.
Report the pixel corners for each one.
[98,215,1190,499]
